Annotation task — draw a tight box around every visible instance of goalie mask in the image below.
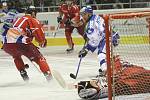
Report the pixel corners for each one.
[78,80,100,100]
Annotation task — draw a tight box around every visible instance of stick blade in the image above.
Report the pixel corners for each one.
[70,73,76,79]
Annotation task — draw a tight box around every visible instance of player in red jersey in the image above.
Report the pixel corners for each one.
[57,0,86,53]
[2,7,52,82]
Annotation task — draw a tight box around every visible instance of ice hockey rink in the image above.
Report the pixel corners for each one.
[0,45,149,100]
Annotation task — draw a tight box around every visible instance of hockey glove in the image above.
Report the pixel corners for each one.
[78,48,88,58]
[39,39,47,48]
[112,31,120,47]
[57,16,62,23]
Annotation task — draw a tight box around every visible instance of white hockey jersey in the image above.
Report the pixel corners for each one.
[0,9,19,27]
[84,14,105,52]
[0,9,20,43]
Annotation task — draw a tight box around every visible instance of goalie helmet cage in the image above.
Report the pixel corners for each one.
[104,11,150,100]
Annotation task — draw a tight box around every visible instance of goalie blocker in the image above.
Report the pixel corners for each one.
[77,55,150,100]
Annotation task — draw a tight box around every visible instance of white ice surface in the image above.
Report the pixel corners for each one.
[0,46,149,100]
[0,46,100,100]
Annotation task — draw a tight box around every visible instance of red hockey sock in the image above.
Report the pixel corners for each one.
[35,57,51,73]
[14,57,25,71]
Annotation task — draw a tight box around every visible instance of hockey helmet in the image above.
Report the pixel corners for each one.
[2,2,7,7]
[25,6,37,17]
[84,6,93,14]
[25,6,37,15]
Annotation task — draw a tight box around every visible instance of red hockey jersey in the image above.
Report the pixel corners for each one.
[6,15,46,44]
[59,3,80,23]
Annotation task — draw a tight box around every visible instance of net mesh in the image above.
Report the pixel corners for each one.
[108,11,150,99]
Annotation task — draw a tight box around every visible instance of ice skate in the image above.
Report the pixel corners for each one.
[66,47,74,53]
[43,71,52,82]
[20,69,29,81]
[96,69,106,78]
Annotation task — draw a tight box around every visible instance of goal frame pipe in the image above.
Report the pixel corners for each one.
[104,15,112,100]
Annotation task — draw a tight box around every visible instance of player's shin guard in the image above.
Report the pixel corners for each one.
[98,53,107,71]
[98,53,107,76]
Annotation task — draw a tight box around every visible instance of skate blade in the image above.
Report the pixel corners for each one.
[66,50,74,54]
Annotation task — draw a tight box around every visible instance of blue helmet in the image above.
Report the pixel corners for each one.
[84,6,93,14]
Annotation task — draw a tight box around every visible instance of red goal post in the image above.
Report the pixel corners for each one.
[104,11,150,100]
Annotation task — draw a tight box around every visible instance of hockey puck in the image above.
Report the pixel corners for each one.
[70,73,76,79]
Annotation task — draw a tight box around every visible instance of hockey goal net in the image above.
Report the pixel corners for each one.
[104,11,150,100]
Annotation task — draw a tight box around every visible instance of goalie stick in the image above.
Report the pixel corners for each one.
[52,69,78,89]
[53,69,108,91]
[30,60,74,88]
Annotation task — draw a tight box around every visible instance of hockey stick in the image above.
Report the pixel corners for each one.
[69,38,87,79]
[53,23,60,38]
[70,57,82,79]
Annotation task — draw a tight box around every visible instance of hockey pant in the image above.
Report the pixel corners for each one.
[3,43,50,73]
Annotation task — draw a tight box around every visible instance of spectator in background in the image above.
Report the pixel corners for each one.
[131,0,148,8]
[119,0,130,8]
[85,0,97,10]
[113,0,124,9]
[0,1,8,13]
[98,0,116,9]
